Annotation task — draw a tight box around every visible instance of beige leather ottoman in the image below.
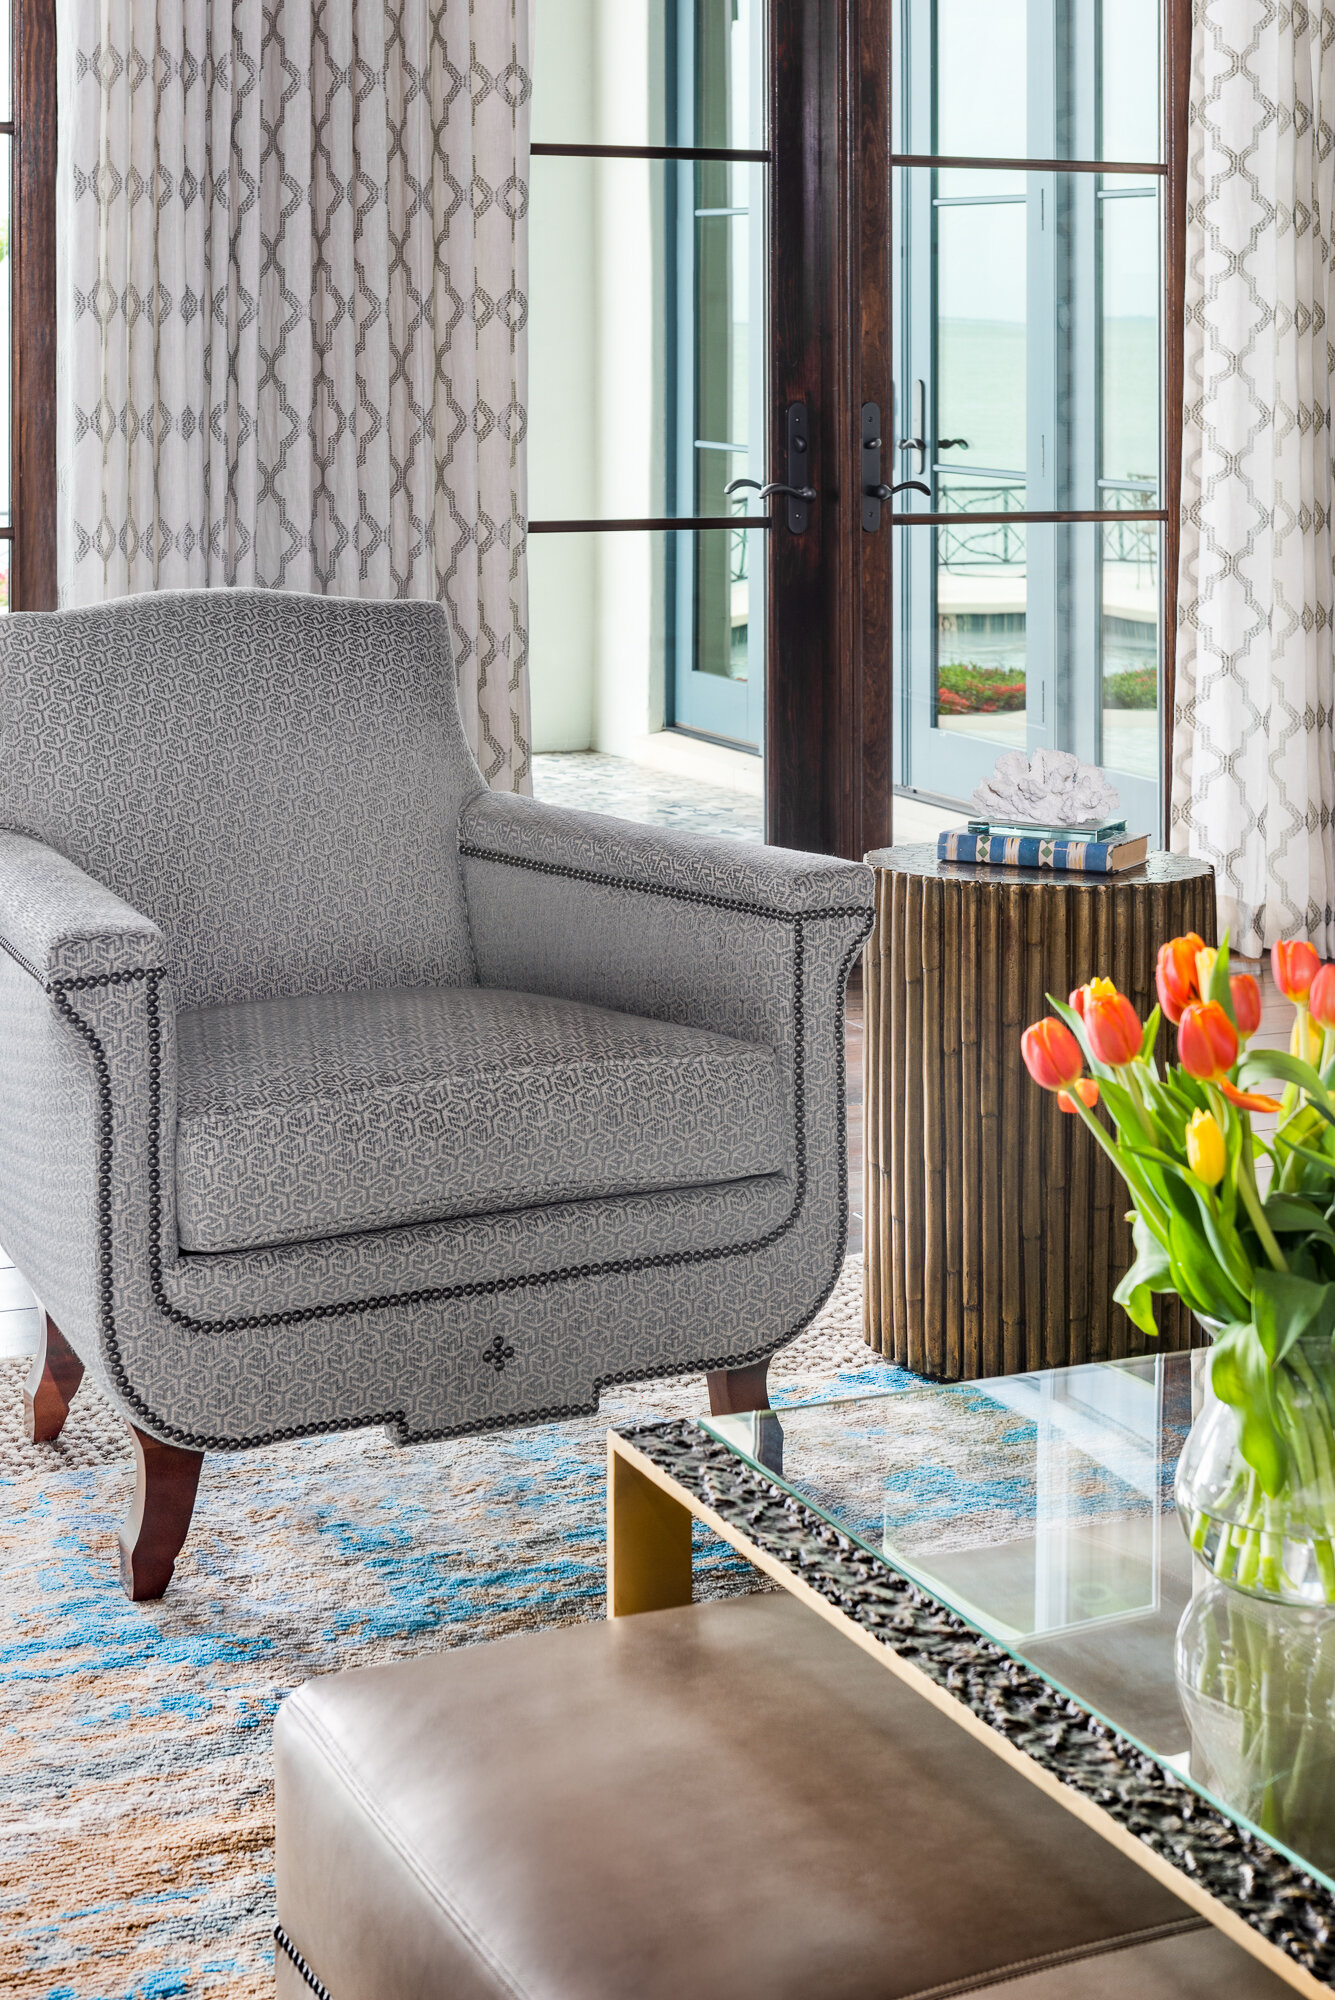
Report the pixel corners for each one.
[274,1592,1291,2000]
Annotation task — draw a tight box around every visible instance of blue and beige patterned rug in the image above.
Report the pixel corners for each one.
[1,1259,903,1999]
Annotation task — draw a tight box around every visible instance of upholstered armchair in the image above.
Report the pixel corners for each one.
[0,592,873,1596]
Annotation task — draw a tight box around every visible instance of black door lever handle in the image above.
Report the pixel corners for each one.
[724,476,818,502]
[866,479,931,501]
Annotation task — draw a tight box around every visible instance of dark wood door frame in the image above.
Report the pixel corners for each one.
[768,1,1192,861]
[767,0,892,861]
[12,0,56,611]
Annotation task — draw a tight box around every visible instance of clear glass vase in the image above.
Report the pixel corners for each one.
[1176,1334,1335,1608]
[1175,1583,1335,1870]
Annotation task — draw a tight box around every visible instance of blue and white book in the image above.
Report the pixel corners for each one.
[938,828,1149,874]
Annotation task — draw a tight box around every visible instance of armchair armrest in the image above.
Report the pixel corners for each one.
[0,833,171,1385]
[459,792,873,1051]
[460,791,873,920]
[0,831,165,988]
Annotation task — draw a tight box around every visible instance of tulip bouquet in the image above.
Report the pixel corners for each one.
[1021,933,1335,1605]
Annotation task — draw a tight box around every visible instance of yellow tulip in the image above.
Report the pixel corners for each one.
[1186,1108,1226,1186]
[1195,945,1218,998]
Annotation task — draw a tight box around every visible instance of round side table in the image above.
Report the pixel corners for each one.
[862,844,1216,1381]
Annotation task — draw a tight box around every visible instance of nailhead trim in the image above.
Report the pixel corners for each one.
[39,857,872,1453]
[458,839,874,927]
[274,1925,334,2000]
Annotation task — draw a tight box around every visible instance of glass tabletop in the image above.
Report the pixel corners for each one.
[702,1351,1335,1897]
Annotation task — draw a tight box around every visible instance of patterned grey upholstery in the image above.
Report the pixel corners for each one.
[0,592,875,1451]
[176,985,787,1252]
[0,590,482,1008]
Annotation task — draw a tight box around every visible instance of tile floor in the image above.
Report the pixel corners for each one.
[531,751,959,849]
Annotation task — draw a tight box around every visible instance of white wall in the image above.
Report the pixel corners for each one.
[528,0,667,756]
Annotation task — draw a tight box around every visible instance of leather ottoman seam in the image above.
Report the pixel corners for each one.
[895,1914,1209,2000]
[281,1698,531,2000]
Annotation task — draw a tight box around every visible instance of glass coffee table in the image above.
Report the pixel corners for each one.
[608,1352,1335,1996]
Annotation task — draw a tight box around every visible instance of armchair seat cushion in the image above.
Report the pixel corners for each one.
[174,984,788,1254]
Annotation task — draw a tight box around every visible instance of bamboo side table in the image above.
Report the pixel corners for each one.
[862,845,1216,1382]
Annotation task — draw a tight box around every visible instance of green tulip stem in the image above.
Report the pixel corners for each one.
[1217,1086,1288,1272]
[1069,1088,1169,1240]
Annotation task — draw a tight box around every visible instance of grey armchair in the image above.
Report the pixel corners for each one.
[0,591,873,1595]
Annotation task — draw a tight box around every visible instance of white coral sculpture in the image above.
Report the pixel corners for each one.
[969,749,1121,830]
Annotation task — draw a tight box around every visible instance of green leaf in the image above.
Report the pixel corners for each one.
[1098,1076,1155,1143]
[1210,1321,1290,1496]
[1112,1216,1174,1335]
[1262,1194,1335,1254]
[1167,1209,1227,1315]
[1205,934,1235,1023]
[1251,1267,1329,1365]
[1139,1004,1162,1066]
[1239,1050,1335,1119]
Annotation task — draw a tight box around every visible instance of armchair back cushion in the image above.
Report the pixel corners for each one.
[0,591,485,1007]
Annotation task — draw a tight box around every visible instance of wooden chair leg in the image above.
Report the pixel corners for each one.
[118,1426,205,1600]
[706,1358,771,1415]
[23,1309,85,1443]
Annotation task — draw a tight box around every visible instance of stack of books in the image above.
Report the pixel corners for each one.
[937,818,1149,874]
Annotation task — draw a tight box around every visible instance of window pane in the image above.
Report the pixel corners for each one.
[1100,0,1160,163]
[896,519,1160,833]
[1101,518,1159,780]
[530,0,765,151]
[894,168,1160,506]
[896,0,1164,165]
[935,178,1026,478]
[527,527,766,757]
[1099,184,1160,489]
[693,520,757,681]
[934,0,1027,158]
[934,512,1028,751]
[529,156,767,523]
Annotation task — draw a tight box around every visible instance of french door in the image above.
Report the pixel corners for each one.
[528,1,1189,857]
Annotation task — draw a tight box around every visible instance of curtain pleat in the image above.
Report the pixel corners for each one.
[57,0,532,790]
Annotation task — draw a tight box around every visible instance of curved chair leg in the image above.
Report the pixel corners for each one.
[23,1309,86,1443]
[706,1359,771,1415]
[118,1427,205,1600]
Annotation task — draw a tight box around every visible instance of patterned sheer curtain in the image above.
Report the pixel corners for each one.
[1172,0,1335,952]
[56,0,532,791]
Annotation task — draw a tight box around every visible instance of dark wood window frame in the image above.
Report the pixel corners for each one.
[11,0,55,610]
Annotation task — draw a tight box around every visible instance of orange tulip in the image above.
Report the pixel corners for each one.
[1309,963,1335,1031]
[1178,1000,1239,1082]
[1057,1077,1100,1114]
[1272,939,1321,1004]
[1082,984,1143,1067]
[1155,933,1206,1024]
[1230,972,1262,1039]
[1021,1017,1083,1093]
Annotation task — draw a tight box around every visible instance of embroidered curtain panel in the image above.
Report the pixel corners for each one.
[1172,0,1335,951]
[57,0,532,790]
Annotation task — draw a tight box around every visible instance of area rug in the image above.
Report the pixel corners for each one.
[1,1258,904,1999]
